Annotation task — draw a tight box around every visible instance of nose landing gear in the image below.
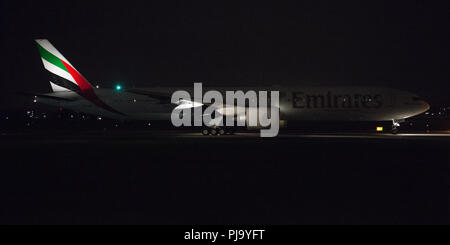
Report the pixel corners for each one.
[391,119,404,134]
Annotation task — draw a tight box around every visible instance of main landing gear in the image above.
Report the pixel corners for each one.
[201,127,235,136]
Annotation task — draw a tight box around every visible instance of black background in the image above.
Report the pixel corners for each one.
[1,0,448,108]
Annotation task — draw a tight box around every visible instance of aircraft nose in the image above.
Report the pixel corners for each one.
[423,101,431,112]
[416,99,430,114]
[410,94,430,114]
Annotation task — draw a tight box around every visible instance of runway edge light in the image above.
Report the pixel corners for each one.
[376,126,383,132]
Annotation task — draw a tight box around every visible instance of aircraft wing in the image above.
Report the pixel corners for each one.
[125,89,172,103]
[125,89,242,115]
[126,88,217,108]
[19,92,76,102]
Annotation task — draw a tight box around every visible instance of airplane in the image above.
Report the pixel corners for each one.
[30,39,430,135]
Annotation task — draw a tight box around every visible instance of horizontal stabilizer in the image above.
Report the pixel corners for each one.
[18,92,76,102]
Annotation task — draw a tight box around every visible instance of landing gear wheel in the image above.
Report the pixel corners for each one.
[210,128,218,136]
[391,127,399,134]
[201,129,210,135]
[218,128,226,135]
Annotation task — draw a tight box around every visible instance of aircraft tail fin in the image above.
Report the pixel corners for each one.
[35,39,93,92]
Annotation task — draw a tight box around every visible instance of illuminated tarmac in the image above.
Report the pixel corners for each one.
[1,130,450,142]
[227,132,450,138]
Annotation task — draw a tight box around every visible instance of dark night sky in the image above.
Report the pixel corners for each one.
[1,0,448,108]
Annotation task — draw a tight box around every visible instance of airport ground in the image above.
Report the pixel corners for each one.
[0,129,449,224]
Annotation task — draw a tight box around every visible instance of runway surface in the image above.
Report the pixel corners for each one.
[2,130,450,142]
[0,130,449,224]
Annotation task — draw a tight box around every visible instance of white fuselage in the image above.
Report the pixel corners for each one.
[37,86,430,123]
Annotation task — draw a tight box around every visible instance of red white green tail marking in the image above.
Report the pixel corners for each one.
[36,39,123,115]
